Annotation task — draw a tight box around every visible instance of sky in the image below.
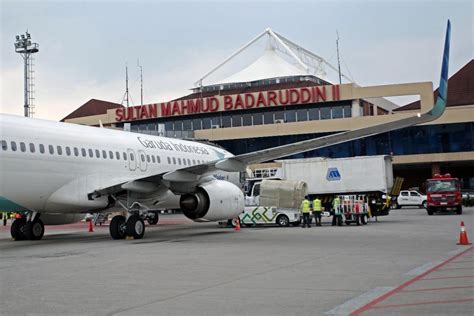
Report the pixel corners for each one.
[1,0,472,121]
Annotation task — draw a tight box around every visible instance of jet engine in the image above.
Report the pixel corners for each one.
[179,180,244,222]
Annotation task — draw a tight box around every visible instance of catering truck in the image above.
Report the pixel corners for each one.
[246,155,397,218]
[426,174,462,215]
[224,179,306,227]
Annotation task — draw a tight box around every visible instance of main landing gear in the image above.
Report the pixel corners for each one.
[109,214,145,240]
[11,212,45,241]
[109,198,150,240]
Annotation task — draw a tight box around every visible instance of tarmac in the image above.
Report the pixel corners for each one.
[0,207,473,316]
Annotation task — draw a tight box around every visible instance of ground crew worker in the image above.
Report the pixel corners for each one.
[1,212,6,226]
[313,198,322,226]
[332,196,342,226]
[301,196,311,228]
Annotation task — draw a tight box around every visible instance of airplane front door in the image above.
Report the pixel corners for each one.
[127,149,136,171]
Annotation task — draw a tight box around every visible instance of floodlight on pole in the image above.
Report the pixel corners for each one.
[14,31,39,117]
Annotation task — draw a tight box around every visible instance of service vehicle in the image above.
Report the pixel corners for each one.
[396,190,427,209]
[225,179,306,227]
[426,174,462,215]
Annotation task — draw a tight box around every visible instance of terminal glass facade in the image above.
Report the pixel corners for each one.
[129,101,353,134]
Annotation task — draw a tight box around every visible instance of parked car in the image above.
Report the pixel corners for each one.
[396,190,427,209]
[462,190,474,206]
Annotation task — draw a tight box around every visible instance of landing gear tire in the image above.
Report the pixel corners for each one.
[11,218,26,241]
[110,215,127,240]
[276,215,290,227]
[126,215,145,239]
[147,212,159,225]
[25,219,44,240]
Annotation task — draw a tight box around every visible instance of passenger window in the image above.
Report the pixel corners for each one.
[123,152,127,161]
[66,147,71,156]
[11,141,17,151]
[81,148,87,157]
[95,149,100,158]
[102,150,107,159]
[172,157,176,165]
[192,159,196,165]
[49,145,54,154]
[146,155,150,163]
[167,157,171,164]
[74,147,79,156]
[140,154,145,162]
[57,146,63,155]
[29,143,35,153]
[39,144,45,153]
[183,159,187,166]
[187,159,191,165]
[410,192,419,197]
[20,142,26,152]
[177,158,181,165]
[115,152,120,160]
[88,149,94,157]
[130,153,135,161]
[157,156,161,163]
[152,156,156,163]
[1,140,7,150]
[109,151,114,159]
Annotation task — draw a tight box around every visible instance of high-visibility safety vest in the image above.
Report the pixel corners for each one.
[301,199,311,213]
[332,197,341,209]
[313,199,322,212]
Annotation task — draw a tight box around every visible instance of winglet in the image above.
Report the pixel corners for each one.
[431,19,451,117]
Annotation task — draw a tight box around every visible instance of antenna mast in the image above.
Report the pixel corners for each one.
[137,59,143,105]
[121,63,132,107]
[336,31,342,84]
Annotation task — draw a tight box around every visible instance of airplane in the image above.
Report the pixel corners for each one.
[0,21,451,241]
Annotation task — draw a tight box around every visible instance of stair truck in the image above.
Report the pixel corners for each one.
[246,155,400,224]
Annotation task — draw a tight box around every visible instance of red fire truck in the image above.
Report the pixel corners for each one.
[426,174,462,215]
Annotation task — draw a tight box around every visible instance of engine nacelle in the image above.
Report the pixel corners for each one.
[40,213,84,225]
[180,180,244,222]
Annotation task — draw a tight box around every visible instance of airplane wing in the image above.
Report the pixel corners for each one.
[92,20,450,197]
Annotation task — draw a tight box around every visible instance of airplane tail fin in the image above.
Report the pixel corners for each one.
[431,19,451,117]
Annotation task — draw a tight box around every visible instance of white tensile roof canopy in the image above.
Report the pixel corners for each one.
[214,45,308,85]
[195,28,353,88]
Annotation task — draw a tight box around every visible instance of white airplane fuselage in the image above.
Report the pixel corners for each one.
[0,114,234,214]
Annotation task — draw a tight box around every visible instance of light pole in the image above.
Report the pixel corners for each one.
[14,31,39,117]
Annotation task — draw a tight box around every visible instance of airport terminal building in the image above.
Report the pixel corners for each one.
[63,30,474,191]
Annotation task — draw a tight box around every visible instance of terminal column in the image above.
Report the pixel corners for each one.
[431,162,441,176]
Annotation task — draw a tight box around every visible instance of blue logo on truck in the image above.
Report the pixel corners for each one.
[326,168,341,181]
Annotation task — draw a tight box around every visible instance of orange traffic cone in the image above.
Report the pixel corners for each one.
[88,219,94,233]
[457,221,471,245]
[234,218,241,231]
